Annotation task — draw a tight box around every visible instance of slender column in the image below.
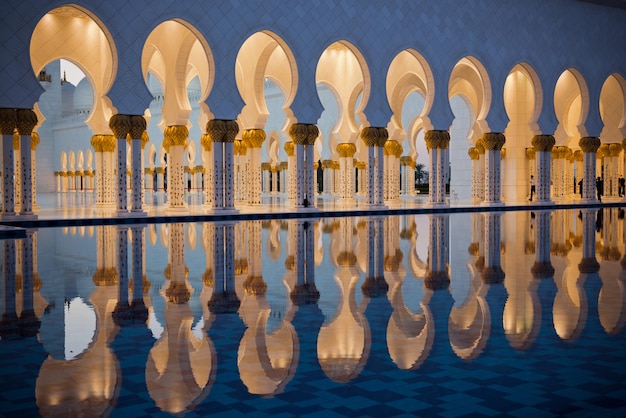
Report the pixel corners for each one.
[482,212,505,284]
[261,163,270,193]
[531,211,554,279]
[622,139,626,200]
[289,124,319,208]
[477,142,486,200]
[16,109,37,215]
[128,115,147,213]
[0,109,17,216]
[468,147,480,201]
[425,214,450,290]
[162,125,188,210]
[609,143,622,198]
[304,129,317,207]
[91,134,116,207]
[578,209,599,274]
[201,133,214,208]
[206,119,239,211]
[31,132,40,209]
[242,129,265,205]
[13,135,20,209]
[337,143,357,202]
[425,130,450,205]
[109,114,131,214]
[579,137,601,202]
[360,127,387,207]
[237,140,248,204]
[531,134,555,203]
[284,142,295,201]
[481,132,506,205]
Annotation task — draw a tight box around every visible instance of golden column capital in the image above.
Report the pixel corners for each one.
[481,132,506,151]
[0,108,17,135]
[501,147,506,159]
[128,115,147,139]
[598,143,610,157]
[289,123,313,145]
[476,142,485,154]
[609,142,622,157]
[305,124,319,145]
[360,126,388,147]
[141,130,149,149]
[337,142,357,158]
[573,149,583,161]
[31,131,40,150]
[579,136,601,153]
[242,128,266,148]
[200,133,212,151]
[163,125,189,151]
[16,109,37,136]
[223,120,239,143]
[525,147,536,160]
[109,114,131,139]
[531,134,555,152]
[206,119,227,142]
[284,141,294,157]
[424,130,450,150]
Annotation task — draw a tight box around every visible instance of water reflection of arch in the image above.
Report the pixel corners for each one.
[448,282,490,361]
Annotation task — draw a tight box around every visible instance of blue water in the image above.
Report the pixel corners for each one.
[1,209,625,417]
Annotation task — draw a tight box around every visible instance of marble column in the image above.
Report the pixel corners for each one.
[337,143,357,202]
[242,129,265,206]
[426,214,450,290]
[481,133,506,205]
[531,134,555,203]
[284,142,295,201]
[201,133,213,208]
[206,119,239,212]
[469,147,480,201]
[109,114,131,215]
[360,126,388,207]
[0,108,16,216]
[579,137,601,202]
[425,130,450,206]
[16,109,37,215]
[609,143,622,198]
[31,132,40,210]
[129,116,147,214]
[482,212,505,284]
[531,211,554,279]
[91,134,116,208]
[288,123,319,208]
[163,125,188,211]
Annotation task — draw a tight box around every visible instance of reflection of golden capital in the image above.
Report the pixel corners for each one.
[384,249,403,272]
[481,132,505,151]
[337,251,357,267]
[0,108,16,135]
[579,136,601,153]
[468,147,479,160]
[243,275,267,295]
[284,254,295,270]
[531,134,555,152]
[425,270,450,290]
[337,142,357,158]
[360,126,388,147]
[609,142,622,157]
[242,128,266,148]
[166,281,191,304]
[202,268,214,287]
[424,130,450,150]
[284,141,294,156]
[467,242,479,256]
[531,261,554,279]
[163,125,188,150]
[578,257,599,274]
[129,115,147,139]
[16,109,37,136]
[109,114,131,139]
[93,267,118,286]
[482,266,505,284]
[200,133,212,151]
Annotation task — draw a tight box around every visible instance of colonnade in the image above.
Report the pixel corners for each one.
[3,105,626,217]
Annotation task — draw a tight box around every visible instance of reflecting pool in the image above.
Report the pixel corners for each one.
[1,209,626,417]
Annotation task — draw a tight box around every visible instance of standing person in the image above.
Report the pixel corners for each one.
[596,177,602,201]
[578,178,583,196]
[619,175,625,197]
[529,175,535,202]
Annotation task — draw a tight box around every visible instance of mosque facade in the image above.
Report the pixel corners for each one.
[1,0,626,217]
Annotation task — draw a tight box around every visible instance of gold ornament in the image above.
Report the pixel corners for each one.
[0,108,17,135]
[481,132,505,151]
[337,142,357,158]
[424,130,450,150]
[242,128,266,148]
[16,109,37,135]
[109,114,131,139]
[579,136,600,153]
[531,134,555,152]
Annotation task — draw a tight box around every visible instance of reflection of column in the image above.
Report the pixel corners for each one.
[19,230,41,337]
[109,114,131,215]
[482,133,506,205]
[579,137,601,201]
[290,219,320,305]
[243,129,265,205]
[426,214,450,290]
[337,143,356,202]
[163,125,188,211]
[425,130,450,206]
[482,212,504,284]
[532,135,555,203]
[209,222,241,314]
[130,226,149,320]
[0,239,18,339]
[112,226,130,324]
[0,108,16,216]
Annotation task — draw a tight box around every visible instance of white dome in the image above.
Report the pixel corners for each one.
[73,77,93,112]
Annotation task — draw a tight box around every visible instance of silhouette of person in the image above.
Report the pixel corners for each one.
[529,175,535,202]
